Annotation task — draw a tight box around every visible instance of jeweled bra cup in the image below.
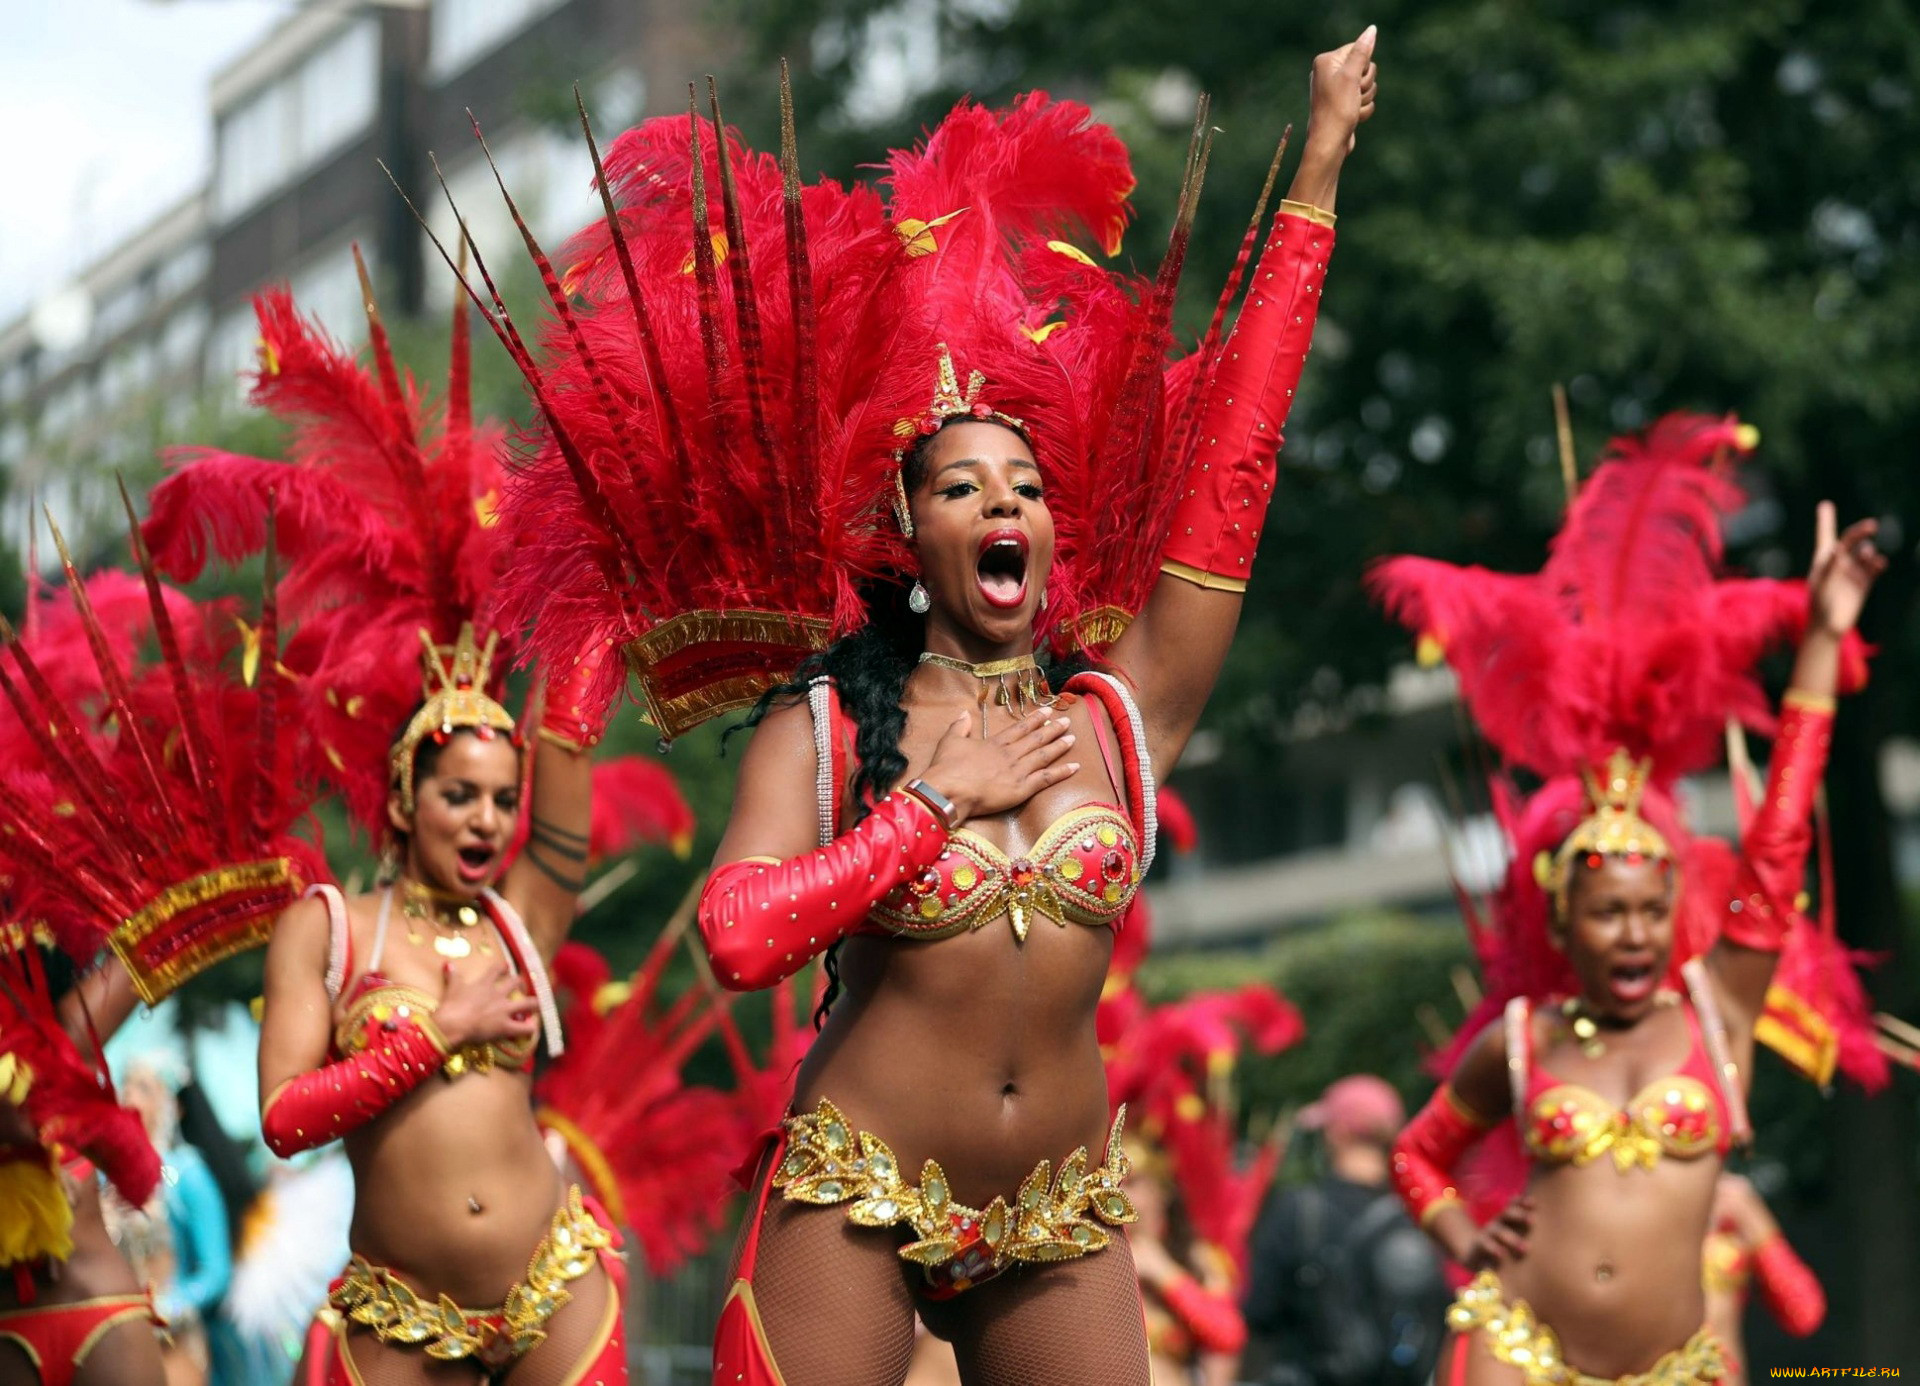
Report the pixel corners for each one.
[334,981,536,1076]
[774,1097,1138,1295]
[1447,1272,1727,1385]
[868,804,1142,942]
[1524,1075,1722,1171]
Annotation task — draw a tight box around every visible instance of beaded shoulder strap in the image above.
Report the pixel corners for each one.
[1681,958,1752,1147]
[481,891,565,1058]
[807,677,839,848]
[1503,996,1532,1121]
[308,883,350,1003]
[1062,672,1158,875]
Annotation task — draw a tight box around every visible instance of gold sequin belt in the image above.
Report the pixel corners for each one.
[774,1097,1137,1298]
[329,1186,612,1367]
[1448,1271,1728,1385]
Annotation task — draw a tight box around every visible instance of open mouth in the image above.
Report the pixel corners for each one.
[1607,960,1658,1004]
[975,529,1030,610]
[455,844,498,884]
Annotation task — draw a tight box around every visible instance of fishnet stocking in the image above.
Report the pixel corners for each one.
[919,1235,1150,1386]
[745,1195,919,1386]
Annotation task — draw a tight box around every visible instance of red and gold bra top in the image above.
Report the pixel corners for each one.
[867,803,1142,941]
[810,671,1156,943]
[1506,962,1745,1171]
[313,883,561,1070]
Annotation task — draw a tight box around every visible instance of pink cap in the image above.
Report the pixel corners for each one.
[1298,1075,1405,1142]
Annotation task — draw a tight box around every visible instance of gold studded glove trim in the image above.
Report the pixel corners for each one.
[1447,1272,1728,1385]
[774,1097,1137,1289]
[329,1186,613,1365]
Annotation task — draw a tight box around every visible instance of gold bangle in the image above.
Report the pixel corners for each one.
[414,1014,452,1058]
[1159,559,1249,593]
[1278,198,1337,228]
[1419,1194,1465,1229]
[1781,688,1836,715]
[536,725,596,752]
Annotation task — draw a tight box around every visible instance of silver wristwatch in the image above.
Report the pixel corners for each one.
[903,778,958,832]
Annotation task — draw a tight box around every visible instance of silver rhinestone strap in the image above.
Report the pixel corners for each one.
[1504,996,1530,1120]
[308,883,349,1003]
[808,677,836,848]
[483,890,564,1058]
[1075,672,1158,876]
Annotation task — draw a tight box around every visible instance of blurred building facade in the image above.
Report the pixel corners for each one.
[0,0,716,549]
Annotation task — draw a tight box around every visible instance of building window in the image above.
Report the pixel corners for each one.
[429,0,566,81]
[215,18,379,222]
[156,245,212,304]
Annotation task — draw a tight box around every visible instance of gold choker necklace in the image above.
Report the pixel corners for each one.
[398,879,491,959]
[918,652,1054,715]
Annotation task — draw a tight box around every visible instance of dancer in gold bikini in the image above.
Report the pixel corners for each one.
[1376,417,1885,1384]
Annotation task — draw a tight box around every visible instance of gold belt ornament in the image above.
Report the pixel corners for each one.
[1447,1272,1728,1385]
[775,1097,1137,1286]
[330,1186,611,1365]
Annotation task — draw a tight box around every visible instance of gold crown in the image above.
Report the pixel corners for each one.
[889,345,1027,539]
[1532,749,1674,918]
[390,623,517,813]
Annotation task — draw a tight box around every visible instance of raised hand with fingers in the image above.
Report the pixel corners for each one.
[1808,500,1887,638]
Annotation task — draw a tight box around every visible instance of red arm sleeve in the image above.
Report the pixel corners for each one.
[1391,1084,1492,1229]
[1158,1273,1248,1357]
[698,791,947,992]
[1724,697,1834,951]
[260,1015,448,1158]
[1752,1233,1827,1337]
[1159,205,1335,589]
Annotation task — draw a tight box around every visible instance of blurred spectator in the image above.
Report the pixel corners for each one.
[112,1059,231,1386]
[1241,1076,1447,1386]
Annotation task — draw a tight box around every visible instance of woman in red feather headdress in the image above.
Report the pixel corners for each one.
[1373,416,1885,1385]
[438,24,1375,1383]
[145,275,634,1383]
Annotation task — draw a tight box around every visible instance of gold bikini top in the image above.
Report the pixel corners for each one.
[863,803,1143,941]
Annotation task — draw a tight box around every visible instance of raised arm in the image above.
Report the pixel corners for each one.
[1110,27,1376,768]
[505,640,612,962]
[1710,504,1884,1024]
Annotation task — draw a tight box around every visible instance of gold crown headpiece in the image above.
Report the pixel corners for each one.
[888,345,1027,539]
[1532,749,1674,919]
[390,623,517,813]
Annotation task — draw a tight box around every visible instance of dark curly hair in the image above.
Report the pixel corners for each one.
[735,419,1091,1024]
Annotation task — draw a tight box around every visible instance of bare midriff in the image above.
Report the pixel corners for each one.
[343,1069,565,1305]
[792,695,1120,1207]
[1497,1125,1721,1373]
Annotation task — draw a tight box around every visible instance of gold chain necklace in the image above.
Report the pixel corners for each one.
[1560,989,1677,1059]
[399,878,491,959]
[917,652,1054,715]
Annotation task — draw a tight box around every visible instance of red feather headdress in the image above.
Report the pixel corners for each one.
[0,508,323,1003]
[418,73,1279,737]
[144,258,512,831]
[0,942,160,1209]
[1371,412,1881,1089]
[535,931,751,1275]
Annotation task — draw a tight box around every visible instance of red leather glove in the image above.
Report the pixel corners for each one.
[1390,1084,1492,1229]
[260,1016,448,1158]
[539,635,619,752]
[699,792,947,992]
[1158,1273,1247,1357]
[1160,204,1335,589]
[1752,1233,1826,1337]
[1724,695,1834,951]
